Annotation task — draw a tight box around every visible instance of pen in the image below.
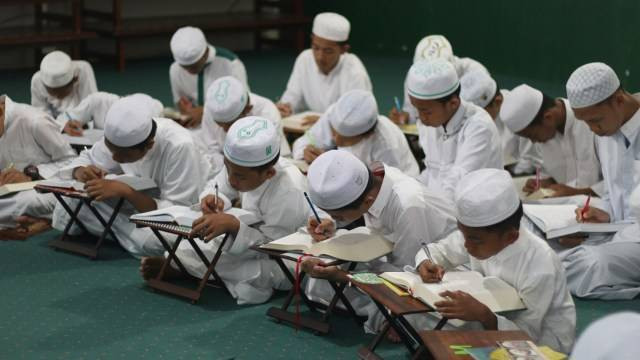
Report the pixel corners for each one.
[214,183,219,211]
[580,195,591,222]
[304,192,322,223]
[394,96,402,111]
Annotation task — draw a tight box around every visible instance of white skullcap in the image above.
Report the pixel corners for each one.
[170,26,209,66]
[312,12,350,42]
[499,84,543,133]
[128,93,164,117]
[329,90,378,137]
[205,76,248,123]
[40,51,74,88]
[631,184,640,223]
[407,59,459,100]
[460,70,497,108]
[571,312,640,360]
[413,35,454,64]
[307,150,369,210]
[104,94,155,148]
[224,116,280,167]
[566,62,621,109]
[455,168,520,227]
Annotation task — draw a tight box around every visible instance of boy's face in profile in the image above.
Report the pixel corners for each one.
[224,158,274,192]
[458,222,517,260]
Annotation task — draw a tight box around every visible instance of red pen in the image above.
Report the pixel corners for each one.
[580,195,591,222]
[535,167,541,190]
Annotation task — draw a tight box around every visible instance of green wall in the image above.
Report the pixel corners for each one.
[305,0,640,96]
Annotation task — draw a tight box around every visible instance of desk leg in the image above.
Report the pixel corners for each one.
[84,198,124,259]
[191,234,230,294]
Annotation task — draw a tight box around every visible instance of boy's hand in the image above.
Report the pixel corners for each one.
[200,194,224,214]
[303,145,324,164]
[418,260,445,283]
[306,217,335,241]
[62,120,84,136]
[276,102,292,117]
[85,179,132,201]
[73,165,106,182]
[191,213,240,241]
[575,206,610,223]
[388,107,409,125]
[301,114,320,127]
[300,258,346,282]
[523,178,554,194]
[435,290,497,329]
[0,168,31,185]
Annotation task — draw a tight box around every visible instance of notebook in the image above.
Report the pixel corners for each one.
[40,174,157,192]
[523,204,633,239]
[281,111,322,132]
[162,107,190,123]
[130,205,260,228]
[62,129,104,146]
[0,181,43,197]
[512,176,556,202]
[260,227,393,262]
[379,271,525,313]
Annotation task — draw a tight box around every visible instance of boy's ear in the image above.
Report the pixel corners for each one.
[502,228,519,246]
[263,166,276,180]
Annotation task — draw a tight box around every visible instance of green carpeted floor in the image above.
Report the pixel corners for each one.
[1,50,639,359]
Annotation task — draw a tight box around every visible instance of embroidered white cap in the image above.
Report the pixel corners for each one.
[224,116,280,167]
[205,76,248,124]
[407,59,460,100]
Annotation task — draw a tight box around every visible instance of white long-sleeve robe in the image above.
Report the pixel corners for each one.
[30,60,98,118]
[417,100,503,201]
[537,99,603,194]
[51,118,213,257]
[169,45,248,106]
[412,227,576,354]
[560,104,640,299]
[305,165,458,333]
[0,97,76,228]
[292,110,419,176]
[279,49,372,113]
[172,158,313,304]
[54,92,163,131]
[197,93,291,175]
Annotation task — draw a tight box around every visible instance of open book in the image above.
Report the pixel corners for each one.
[512,176,556,202]
[0,181,43,197]
[281,111,322,133]
[40,174,157,192]
[380,271,525,313]
[524,204,633,239]
[130,205,260,228]
[260,227,393,262]
[62,129,104,146]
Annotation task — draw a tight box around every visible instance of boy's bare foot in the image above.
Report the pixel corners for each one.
[16,216,51,234]
[139,256,184,280]
[382,321,402,343]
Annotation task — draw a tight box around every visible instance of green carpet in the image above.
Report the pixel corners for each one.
[1,51,639,359]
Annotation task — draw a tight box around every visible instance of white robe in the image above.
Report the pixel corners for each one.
[560,105,640,299]
[305,165,458,333]
[537,99,603,194]
[292,110,420,176]
[54,92,163,130]
[0,97,76,228]
[51,118,214,257]
[173,158,313,304]
[197,93,291,176]
[30,60,98,118]
[279,49,372,113]
[402,56,487,124]
[413,228,576,354]
[169,45,248,105]
[417,100,503,201]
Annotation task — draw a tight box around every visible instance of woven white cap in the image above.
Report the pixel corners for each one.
[566,62,620,109]
[407,59,460,100]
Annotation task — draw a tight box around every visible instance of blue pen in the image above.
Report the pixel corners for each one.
[303,192,322,223]
[394,96,402,111]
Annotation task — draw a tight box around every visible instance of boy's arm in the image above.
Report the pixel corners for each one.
[415,230,470,270]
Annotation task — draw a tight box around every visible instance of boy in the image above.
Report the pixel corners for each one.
[141,116,313,304]
[559,62,640,299]
[407,59,502,200]
[52,94,213,257]
[291,89,419,175]
[389,34,488,125]
[276,12,372,121]
[500,84,603,197]
[301,149,457,334]
[198,76,291,175]
[31,50,97,122]
[460,70,541,175]
[56,92,163,136]
[169,26,248,128]
[0,95,76,236]
[414,168,576,353]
